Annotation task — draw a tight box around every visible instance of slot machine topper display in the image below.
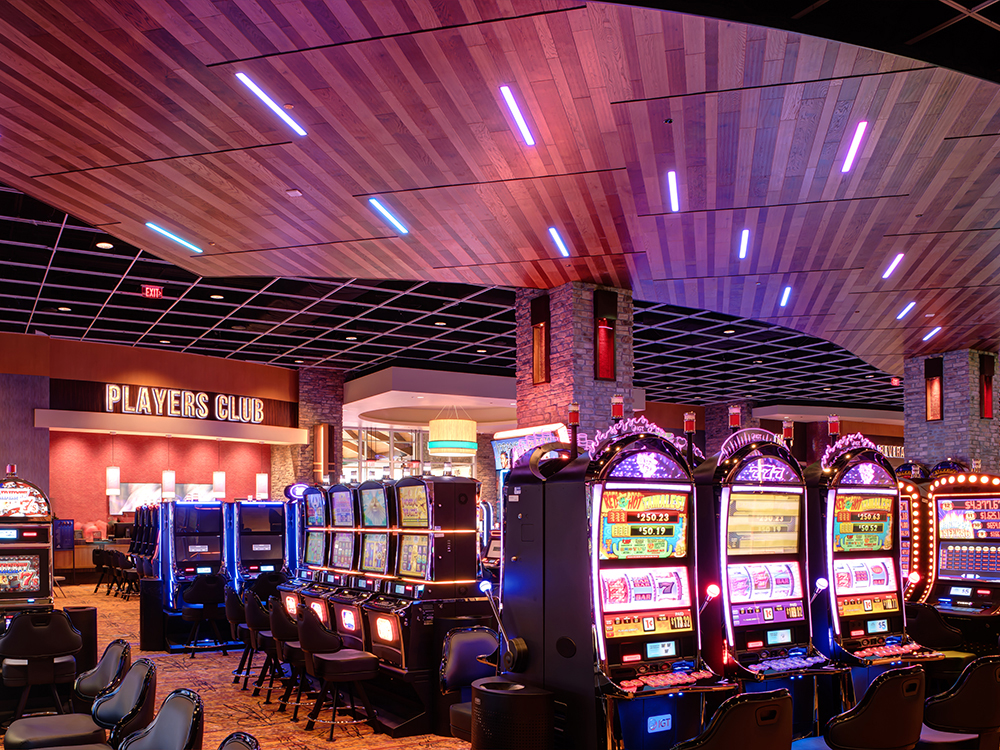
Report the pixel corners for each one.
[161,497,226,609]
[695,430,831,681]
[0,466,54,612]
[922,472,1000,626]
[806,437,939,666]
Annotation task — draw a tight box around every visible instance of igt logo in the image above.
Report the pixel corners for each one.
[647,714,672,733]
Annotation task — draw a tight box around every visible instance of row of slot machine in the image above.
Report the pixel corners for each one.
[497,425,939,750]
[277,475,489,736]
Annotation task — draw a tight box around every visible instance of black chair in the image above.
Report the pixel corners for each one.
[916,655,1000,749]
[298,605,380,740]
[439,626,499,742]
[181,575,228,657]
[0,610,83,719]
[224,586,253,685]
[792,665,926,750]
[671,689,792,750]
[92,549,108,595]
[216,734,258,750]
[74,639,131,711]
[269,595,306,716]
[243,592,277,695]
[905,603,978,690]
[5,658,157,750]
[249,572,288,605]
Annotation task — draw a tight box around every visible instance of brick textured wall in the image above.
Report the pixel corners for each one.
[0,373,49,494]
[704,401,761,456]
[293,369,344,483]
[904,349,1000,471]
[515,283,633,439]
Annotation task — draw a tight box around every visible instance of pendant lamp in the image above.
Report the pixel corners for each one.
[428,406,477,457]
[106,432,120,496]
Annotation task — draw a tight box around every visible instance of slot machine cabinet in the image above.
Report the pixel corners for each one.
[500,444,601,750]
[0,467,55,613]
[805,442,940,671]
[275,482,310,619]
[160,499,226,610]
[320,484,373,650]
[355,480,398,594]
[293,485,335,624]
[590,431,731,750]
[921,472,1000,650]
[233,501,286,585]
[900,482,933,603]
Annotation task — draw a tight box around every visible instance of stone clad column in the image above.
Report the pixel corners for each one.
[903,349,999,471]
[515,282,633,441]
[273,368,344,487]
[703,401,760,456]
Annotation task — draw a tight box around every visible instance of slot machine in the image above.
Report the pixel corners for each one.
[319,484,371,648]
[292,485,335,626]
[920,471,1000,648]
[355,480,397,594]
[694,430,833,688]
[805,439,939,671]
[161,498,225,609]
[233,500,286,587]
[0,466,54,613]
[590,431,731,750]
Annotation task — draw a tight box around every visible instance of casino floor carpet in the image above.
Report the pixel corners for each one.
[45,585,470,750]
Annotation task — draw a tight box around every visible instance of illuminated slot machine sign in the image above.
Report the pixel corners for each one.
[0,473,53,609]
[236,502,285,575]
[932,478,1000,612]
[328,488,357,573]
[899,489,911,582]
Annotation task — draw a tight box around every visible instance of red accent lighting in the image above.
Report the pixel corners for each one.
[684,412,696,433]
[622,654,642,663]
[141,284,164,299]
[728,405,741,429]
[891,377,901,387]
[748,640,764,649]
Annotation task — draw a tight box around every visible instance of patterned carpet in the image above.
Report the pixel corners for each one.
[53,584,471,750]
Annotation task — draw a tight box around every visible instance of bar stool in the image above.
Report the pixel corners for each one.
[671,689,792,750]
[242,592,278,695]
[224,586,253,685]
[268,596,307,719]
[180,575,228,658]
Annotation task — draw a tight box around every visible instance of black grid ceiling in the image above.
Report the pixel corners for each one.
[0,184,902,410]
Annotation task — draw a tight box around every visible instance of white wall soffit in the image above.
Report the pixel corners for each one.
[344,366,515,403]
[34,409,309,445]
[752,404,903,426]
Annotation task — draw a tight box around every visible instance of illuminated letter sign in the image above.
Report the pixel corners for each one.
[103,383,265,424]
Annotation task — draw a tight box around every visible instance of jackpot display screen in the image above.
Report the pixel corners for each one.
[726,490,800,555]
[597,487,688,560]
[598,567,693,639]
[331,491,354,527]
[0,482,49,517]
[174,505,222,535]
[398,533,430,578]
[937,541,1000,581]
[833,492,894,552]
[0,555,41,593]
[833,557,899,617]
[240,505,283,534]
[361,533,389,573]
[304,489,326,527]
[937,496,1000,540]
[304,531,326,566]
[330,532,354,570]
[360,489,388,527]
[397,484,430,528]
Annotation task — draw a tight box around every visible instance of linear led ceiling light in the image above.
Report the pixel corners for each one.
[896,301,916,320]
[780,286,792,307]
[548,227,570,257]
[922,326,942,341]
[738,229,750,259]
[235,72,307,136]
[499,86,535,146]
[145,223,202,253]
[882,252,904,279]
[368,198,409,234]
[841,121,868,173]
[667,171,680,212]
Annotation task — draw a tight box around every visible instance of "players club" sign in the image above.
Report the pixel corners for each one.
[105,383,264,424]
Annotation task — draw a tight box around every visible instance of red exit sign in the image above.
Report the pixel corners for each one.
[141,284,163,299]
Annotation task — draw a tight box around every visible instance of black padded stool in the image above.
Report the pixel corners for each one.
[243,592,279,697]
[268,596,307,718]
[0,610,82,719]
[180,575,227,658]
[905,603,978,692]
[917,655,1000,748]
[224,586,252,685]
[439,626,499,742]
[298,607,380,740]
[73,639,131,712]
[672,689,792,750]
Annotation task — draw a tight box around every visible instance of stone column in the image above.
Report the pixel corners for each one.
[703,401,760,456]
[515,282,633,441]
[291,368,345,483]
[903,349,999,471]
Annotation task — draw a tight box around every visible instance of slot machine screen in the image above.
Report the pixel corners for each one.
[176,535,221,563]
[598,566,693,638]
[304,489,326,527]
[833,491,893,552]
[726,561,806,627]
[173,505,222,534]
[304,531,326,567]
[330,532,355,570]
[398,533,429,578]
[936,494,1000,581]
[726,490,800,555]
[361,533,389,573]
[833,557,899,616]
[331,491,354,527]
[360,489,388,527]
[240,505,283,534]
[0,554,42,593]
[596,486,688,560]
[397,484,430,528]
[240,535,283,561]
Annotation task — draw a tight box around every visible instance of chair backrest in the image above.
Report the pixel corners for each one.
[119,688,203,750]
[440,626,499,693]
[269,595,299,643]
[924,656,1000,734]
[672,689,792,750]
[825,665,925,750]
[0,610,83,658]
[75,638,131,700]
[184,575,226,606]
[249,572,288,604]
[217,732,259,750]
[296,604,343,655]
[94,658,157,748]
[243,591,271,632]
[904,602,964,650]
[224,586,245,625]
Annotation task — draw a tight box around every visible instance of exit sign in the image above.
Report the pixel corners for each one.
[141,284,163,299]
[891,377,901,386]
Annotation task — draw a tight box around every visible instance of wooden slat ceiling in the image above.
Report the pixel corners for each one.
[1,0,1000,375]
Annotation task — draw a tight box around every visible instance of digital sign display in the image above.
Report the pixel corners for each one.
[833,493,894,552]
[331,491,354,527]
[767,628,792,646]
[360,489,388,527]
[397,485,430,528]
[304,489,326,528]
[727,562,803,604]
[645,641,677,658]
[599,567,691,613]
[726,491,800,555]
[602,609,692,639]
[597,488,688,560]
[304,531,325,567]
[361,533,389,573]
[867,618,888,634]
[397,534,429,578]
[833,557,898,596]
[330,532,354,570]
[938,497,1000,540]
[730,600,805,627]
[0,555,41,593]
[938,541,1000,581]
